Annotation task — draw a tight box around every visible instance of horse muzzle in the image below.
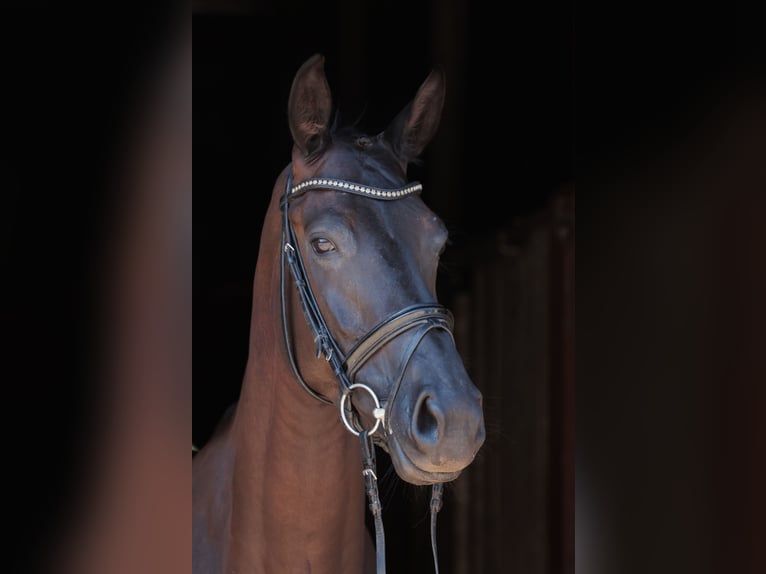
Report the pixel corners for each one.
[386,382,485,484]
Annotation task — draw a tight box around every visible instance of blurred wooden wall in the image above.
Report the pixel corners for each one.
[446,187,574,574]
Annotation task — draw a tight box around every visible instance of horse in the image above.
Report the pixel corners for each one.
[193,54,486,574]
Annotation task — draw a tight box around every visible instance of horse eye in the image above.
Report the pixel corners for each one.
[311,237,336,254]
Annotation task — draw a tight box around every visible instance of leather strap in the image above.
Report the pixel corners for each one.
[430,483,444,574]
[344,305,453,381]
[360,431,386,574]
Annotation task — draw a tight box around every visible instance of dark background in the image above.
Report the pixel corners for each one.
[195,1,573,573]
[2,4,186,573]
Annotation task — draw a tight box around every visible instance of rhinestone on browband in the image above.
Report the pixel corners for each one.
[289,177,422,200]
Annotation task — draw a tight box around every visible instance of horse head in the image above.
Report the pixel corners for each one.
[282,54,485,486]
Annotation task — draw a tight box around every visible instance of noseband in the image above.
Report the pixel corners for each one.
[280,166,452,574]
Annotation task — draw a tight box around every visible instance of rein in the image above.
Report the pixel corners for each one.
[279,166,451,574]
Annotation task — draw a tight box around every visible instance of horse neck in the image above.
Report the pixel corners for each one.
[228,169,367,572]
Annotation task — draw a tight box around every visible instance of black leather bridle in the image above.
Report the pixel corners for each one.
[280,166,453,574]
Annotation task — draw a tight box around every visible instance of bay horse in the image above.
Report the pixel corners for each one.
[193,54,485,574]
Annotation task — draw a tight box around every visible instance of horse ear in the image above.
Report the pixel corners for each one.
[384,68,445,164]
[288,54,333,158]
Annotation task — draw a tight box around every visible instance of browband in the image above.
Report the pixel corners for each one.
[288,177,422,201]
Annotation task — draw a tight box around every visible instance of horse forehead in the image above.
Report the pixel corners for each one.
[316,140,405,188]
[305,191,423,232]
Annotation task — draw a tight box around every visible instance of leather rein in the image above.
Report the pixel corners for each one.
[279,166,452,574]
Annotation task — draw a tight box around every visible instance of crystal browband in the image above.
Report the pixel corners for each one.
[289,177,422,200]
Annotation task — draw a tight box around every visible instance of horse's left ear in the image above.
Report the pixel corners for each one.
[383,68,445,165]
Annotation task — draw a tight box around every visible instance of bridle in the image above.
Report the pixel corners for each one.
[280,165,454,574]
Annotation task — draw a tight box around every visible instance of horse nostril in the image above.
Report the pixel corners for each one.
[411,393,444,449]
